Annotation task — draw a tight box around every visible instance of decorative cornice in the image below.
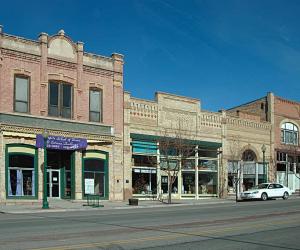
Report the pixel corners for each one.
[2,49,40,63]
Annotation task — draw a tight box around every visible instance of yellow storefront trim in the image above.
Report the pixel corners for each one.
[8,147,35,155]
[84,152,106,160]
[3,131,36,138]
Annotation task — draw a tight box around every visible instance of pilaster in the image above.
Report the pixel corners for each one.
[195,145,199,199]
[39,32,48,116]
[75,151,82,199]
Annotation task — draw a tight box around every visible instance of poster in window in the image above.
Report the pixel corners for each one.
[85,178,94,194]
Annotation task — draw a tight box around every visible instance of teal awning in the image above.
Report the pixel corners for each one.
[130,133,222,150]
[132,140,157,154]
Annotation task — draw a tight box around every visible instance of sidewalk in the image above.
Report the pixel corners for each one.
[0,198,234,214]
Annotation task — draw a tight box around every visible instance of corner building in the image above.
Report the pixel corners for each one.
[0,26,124,202]
[227,92,300,193]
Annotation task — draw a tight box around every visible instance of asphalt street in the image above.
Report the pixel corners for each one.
[0,198,300,250]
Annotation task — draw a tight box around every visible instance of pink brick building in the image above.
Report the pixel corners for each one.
[0,26,126,203]
[227,92,300,193]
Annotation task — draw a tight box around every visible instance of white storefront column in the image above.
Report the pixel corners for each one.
[255,163,259,186]
[156,142,161,199]
[195,145,199,200]
[178,161,182,198]
[75,151,82,200]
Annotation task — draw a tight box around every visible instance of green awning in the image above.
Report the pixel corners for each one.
[130,133,222,149]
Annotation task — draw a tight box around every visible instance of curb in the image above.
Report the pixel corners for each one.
[0,200,233,214]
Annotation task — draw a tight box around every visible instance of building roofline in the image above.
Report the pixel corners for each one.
[226,96,267,111]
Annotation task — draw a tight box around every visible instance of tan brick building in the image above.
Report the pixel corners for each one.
[124,91,272,199]
[0,26,124,203]
[227,92,300,193]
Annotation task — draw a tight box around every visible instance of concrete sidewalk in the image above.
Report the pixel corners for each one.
[0,198,234,214]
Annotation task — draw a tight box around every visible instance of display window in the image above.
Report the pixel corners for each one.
[8,154,36,197]
[132,168,157,195]
[83,158,106,197]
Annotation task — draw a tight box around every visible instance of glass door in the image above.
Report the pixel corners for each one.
[47,169,60,198]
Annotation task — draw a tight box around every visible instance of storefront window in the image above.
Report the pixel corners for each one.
[8,154,35,197]
[198,160,217,171]
[84,159,105,197]
[228,161,238,193]
[198,172,217,194]
[132,168,157,195]
[182,172,195,194]
[161,176,178,194]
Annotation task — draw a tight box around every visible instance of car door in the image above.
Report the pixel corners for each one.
[274,184,284,197]
[267,184,276,198]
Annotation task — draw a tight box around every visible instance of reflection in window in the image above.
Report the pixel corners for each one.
[84,159,105,197]
[49,82,72,119]
[182,172,195,194]
[8,154,35,197]
[161,176,178,194]
[14,76,29,113]
[132,168,157,195]
[198,172,217,194]
[281,122,298,145]
[89,89,102,122]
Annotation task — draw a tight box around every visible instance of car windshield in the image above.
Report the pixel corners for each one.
[252,184,269,189]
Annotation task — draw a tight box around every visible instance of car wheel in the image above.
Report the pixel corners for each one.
[261,192,268,201]
[283,192,289,200]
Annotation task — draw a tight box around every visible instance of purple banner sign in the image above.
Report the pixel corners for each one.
[36,134,87,150]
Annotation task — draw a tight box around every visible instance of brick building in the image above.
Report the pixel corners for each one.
[124,92,272,200]
[227,92,300,192]
[0,26,125,203]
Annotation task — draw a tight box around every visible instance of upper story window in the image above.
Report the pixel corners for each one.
[14,75,29,113]
[49,82,72,119]
[89,88,102,122]
[281,122,298,145]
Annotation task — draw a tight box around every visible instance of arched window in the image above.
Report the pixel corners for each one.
[242,150,257,162]
[281,122,298,145]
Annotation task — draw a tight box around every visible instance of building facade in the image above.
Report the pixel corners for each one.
[0,27,125,202]
[227,92,300,192]
[124,92,272,199]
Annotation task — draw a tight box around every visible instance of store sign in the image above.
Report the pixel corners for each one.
[36,134,87,150]
[85,179,95,194]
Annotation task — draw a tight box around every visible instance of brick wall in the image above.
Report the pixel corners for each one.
[0,29,123,133]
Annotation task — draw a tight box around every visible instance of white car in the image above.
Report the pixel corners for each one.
[240,183,292,201]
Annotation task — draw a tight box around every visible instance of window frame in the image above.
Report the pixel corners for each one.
[281,122,299,145]
[5,144,38,199]
[89,88,103,123]
[14,75,30,113]
[48,81,73,119]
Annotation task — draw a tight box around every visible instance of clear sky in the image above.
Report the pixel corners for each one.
[1,0,300,111]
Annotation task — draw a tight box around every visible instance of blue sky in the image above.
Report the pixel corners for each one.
[1,0,300,111]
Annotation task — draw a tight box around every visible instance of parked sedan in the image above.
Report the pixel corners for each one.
[240,183,292,201]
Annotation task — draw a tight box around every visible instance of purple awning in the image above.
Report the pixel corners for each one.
[36,134,87,150]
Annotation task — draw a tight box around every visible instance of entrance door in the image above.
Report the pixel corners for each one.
[47,169,60,198]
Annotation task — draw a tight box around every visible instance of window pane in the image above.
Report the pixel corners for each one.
[15,77,28,102]
[90,90,100,112]
[62,107,71,118]
[90,112,100,122]
[94,173,104,196]
[15,101,28,113]
[182,172,195,194]
[49,105,59,117]
[85,159,105,172]
[49,82,59,106]
[23,170,33,196]
[62,84,72,108]
[10,155,34,168]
